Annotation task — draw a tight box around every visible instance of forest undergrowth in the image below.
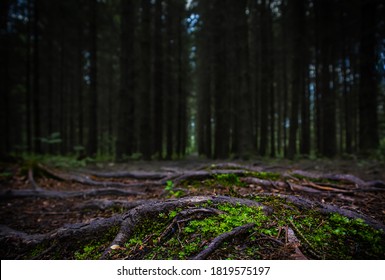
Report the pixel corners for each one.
[1,157,385,260]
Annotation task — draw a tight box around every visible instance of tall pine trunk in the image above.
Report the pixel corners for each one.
[87,0,98,156]
[359,0,379,153]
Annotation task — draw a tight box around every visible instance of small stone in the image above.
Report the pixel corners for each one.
[110,244,121,250]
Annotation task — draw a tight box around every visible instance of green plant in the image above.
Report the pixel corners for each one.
[0,172,13,180]
[165,180,174,191]
[40,132,62,145]
[164,180,183,198]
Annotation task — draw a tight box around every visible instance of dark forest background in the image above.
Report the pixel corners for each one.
[1,0,385,161]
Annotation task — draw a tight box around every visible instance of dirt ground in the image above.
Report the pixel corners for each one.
[1,158,384,233]
[0,158,384,259]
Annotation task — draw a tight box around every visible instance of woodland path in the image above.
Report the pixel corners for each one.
[1,158,384,260]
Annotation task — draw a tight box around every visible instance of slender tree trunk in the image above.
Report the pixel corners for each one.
[213,0,230,159]
[287,0,305,159]
[259,0,269,157]
[359,0,379,153]
[153,0,164,159]
[0,0,11,155]
[25,0,33,153]
[314,0,336,157]
[77,27,84,149]
[300,61,311,155]
[116,0,137,160]
[139,0,152,160]
[87,0,98,157]
[33,0,42,154]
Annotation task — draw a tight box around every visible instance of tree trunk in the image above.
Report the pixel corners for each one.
[359,0,379,153]
[33,0,42,154]
[87,0,98,157]
[258,0,269,157]
[0,0,11,155]
[153,0,164,159]
[139,0,152,160]
[116,0,137,160]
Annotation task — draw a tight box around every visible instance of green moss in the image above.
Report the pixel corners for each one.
[252,195,385,259]
[246,171,281,181]
[190,203,267,235]
[107,213,171,259]
[213,173,246,187]
[74,244,101,260]
[104,202,271,260]
[100,195,385,260]
[74,225,120,260]
[291,212,385,259]
[26,242,52,259]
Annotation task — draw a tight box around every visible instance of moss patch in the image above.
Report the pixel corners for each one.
[252,195,385,259]
[108,195,385,260]
[73,225,120,260]
[107,202,271,260]
[246,171,281,181]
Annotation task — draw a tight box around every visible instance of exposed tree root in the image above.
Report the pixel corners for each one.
[157,207,223,243]
[0,214,123,259]
[88,170,169,180]
[285,226,308,260]
[76,199,155,211]
[267,193,385,232]
[39,164,164,189]
[0,188,144,199]
[101,195,269,259]
[33,163,385,196]
[28,168,43,191]
[169,170,252,186]
[1,161,385,260]
[288,170,385,189]
[0,168,145,200]
[191,223,255,260]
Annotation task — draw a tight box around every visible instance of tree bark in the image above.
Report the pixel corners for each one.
[359,0,379,153]
[87,0,98,157]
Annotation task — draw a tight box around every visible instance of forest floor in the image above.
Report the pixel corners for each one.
[0,157,385,260]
